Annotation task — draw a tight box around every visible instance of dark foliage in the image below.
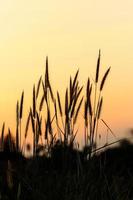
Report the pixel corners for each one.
[0,139,133,200]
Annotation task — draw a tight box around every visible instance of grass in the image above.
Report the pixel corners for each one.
[0,52,132,200]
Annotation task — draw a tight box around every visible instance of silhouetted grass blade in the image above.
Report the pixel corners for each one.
[74,97,84,124]
[20,91,24,119]
[0,122,5,150]
[33,85,36,118]
[36,76,42,99]
[95,49,101,83]
[57,91,63,116]
[100,67,111,91]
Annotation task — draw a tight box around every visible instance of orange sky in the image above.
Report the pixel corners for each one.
[0,0,133,144]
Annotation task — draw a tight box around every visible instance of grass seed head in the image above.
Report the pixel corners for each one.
[95,49,101,83]
[100,67,111,91]
[20,91,24,119]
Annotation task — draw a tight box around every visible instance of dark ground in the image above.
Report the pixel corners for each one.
[0,139,133,200]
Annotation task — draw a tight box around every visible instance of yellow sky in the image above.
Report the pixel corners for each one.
[0,0,133,143]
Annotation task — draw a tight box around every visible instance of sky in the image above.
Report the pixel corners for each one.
[0,0,133,145]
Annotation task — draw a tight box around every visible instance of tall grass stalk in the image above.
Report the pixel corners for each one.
[84,51,110,159]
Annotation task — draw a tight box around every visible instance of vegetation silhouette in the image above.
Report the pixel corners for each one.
[0,52,132,200]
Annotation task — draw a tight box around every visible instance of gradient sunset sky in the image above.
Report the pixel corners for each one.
[0,0,133,143]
